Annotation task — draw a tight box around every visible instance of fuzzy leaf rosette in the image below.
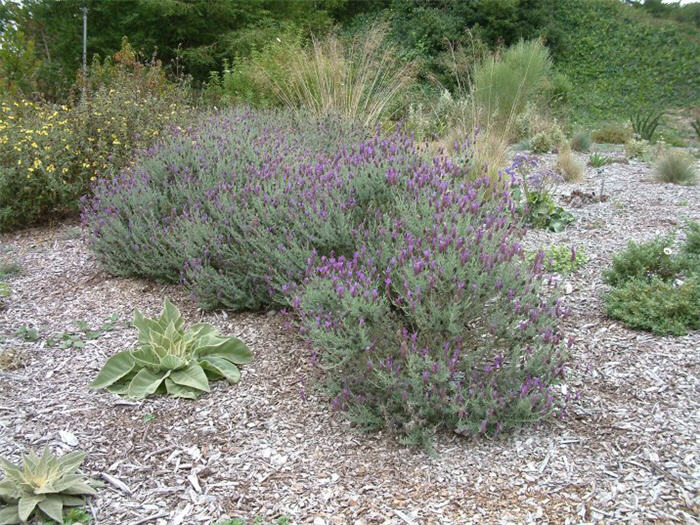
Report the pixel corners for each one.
[0,448,98,524]
[91,299,252,399]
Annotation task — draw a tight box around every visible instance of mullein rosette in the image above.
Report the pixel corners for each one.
[91,299,252,399]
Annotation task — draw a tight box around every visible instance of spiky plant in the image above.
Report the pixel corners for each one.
[631,110,663,141]
[0,448,98,524]
[91,299,252,399]
[691,117,700,140]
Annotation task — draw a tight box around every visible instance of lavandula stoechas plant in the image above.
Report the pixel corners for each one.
[294,149,570,447]
[83,108,570,445]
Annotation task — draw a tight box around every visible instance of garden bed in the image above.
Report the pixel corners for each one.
[0,157,698,524]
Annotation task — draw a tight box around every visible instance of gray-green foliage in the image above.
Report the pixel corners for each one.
[0,448,98,525]
[91,299,252,399]
[570,131,592,152]
[655,150,697,185]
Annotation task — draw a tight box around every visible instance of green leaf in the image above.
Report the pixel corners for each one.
[200,356,241,384]
[0,458,24,484]
[196,336,252,364]
[187,323,218,339]
[0,506,20,525]
[56,451,87,476]
[159,354,188,371]
[61,495,88,507]
[164,378,199,399]
[133,309,157,343]
[62,481,97,496]
[127,368,169,399]
[91,352,135,389]
[160,299,184,332]
[169,363,210,392]
[130,347,160,368]
[0,479,19,500]
[17,495,42,521]
[37,495,64,523]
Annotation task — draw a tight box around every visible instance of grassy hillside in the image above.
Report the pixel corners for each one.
[551,0,700,124]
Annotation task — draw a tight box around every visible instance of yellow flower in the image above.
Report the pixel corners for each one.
[112,139,121,145]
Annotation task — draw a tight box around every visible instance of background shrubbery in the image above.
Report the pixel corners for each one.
[0,40,191,231]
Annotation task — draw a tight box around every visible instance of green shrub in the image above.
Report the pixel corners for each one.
[471,39,552,130]
[0,41,192,232]
[91,299,252,399]
[654,150,697,185]
[570,131,592,152]
[529,125,565,153]
[603,234,682,287]
[603,225,700,335]
[605,277,699,336]
[592,122,632,144]
[683,221,700,256]
[547,71,573,106]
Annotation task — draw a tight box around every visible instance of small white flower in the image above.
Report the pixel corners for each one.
[663,247,673,255]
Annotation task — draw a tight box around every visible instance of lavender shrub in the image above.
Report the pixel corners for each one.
[82,108,407,309]
[84,109,570,444]
[294,153,570,447]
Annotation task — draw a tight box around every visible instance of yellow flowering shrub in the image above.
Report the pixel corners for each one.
[0,40,192,231]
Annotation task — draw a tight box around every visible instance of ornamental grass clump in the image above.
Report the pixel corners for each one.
[293,152,570,447]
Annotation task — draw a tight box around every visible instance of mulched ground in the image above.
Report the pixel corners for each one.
[0,154,698,524]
